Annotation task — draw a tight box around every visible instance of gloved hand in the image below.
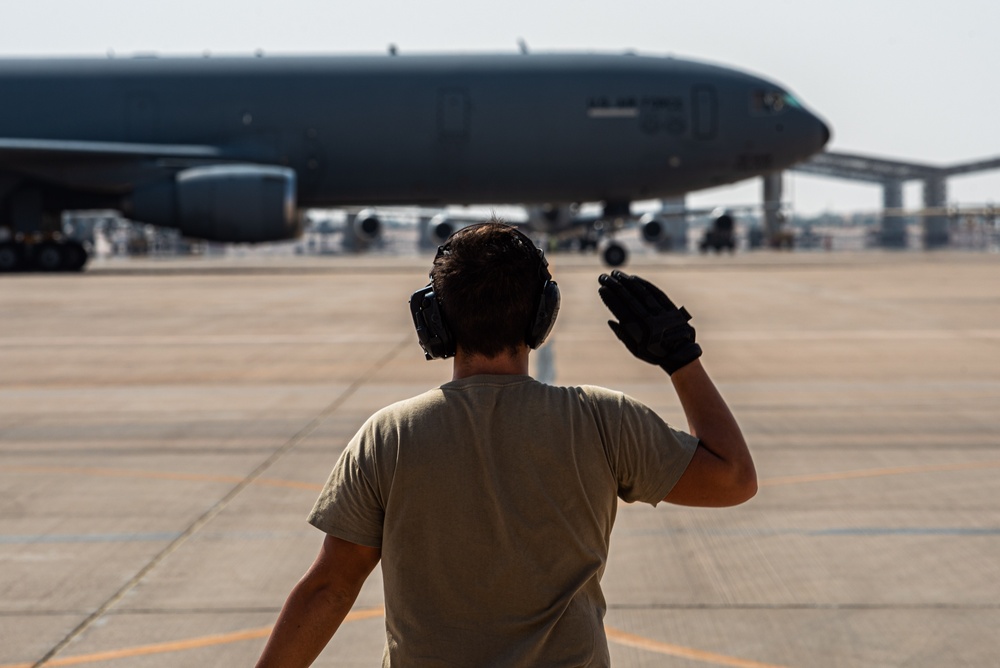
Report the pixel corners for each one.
[598,270,702,375]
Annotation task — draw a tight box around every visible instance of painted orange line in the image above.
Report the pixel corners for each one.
[0,465,322,492]
[1,609,779,668]
[760,460,1000,487]
[606,625,788,668]
[253,477,324,492]
[40,627,273,667]
[0,607,384,668]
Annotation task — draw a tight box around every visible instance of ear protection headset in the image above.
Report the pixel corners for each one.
[409,225,561,360]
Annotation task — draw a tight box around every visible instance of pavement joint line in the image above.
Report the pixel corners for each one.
[759,460,1000,486]
[0,334,407,347]
[0,464,324,491]
[608,602,1000,610]
[8,459,1000,503]
[4,330,1000,349]
[25,335,411,668]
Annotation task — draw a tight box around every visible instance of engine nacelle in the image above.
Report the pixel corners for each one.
[128,165,301,243]
[351,209,383,243]
[639,213,666,243]
[427,213,456,246]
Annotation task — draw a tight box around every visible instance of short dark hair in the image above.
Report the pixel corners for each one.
[430,219,544,358]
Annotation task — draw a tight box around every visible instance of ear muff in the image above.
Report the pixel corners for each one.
[409,285,456,360]
[526,279,560,350]
[410,225,560,360]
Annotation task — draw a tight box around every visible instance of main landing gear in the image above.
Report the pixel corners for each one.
[0,238,89,273]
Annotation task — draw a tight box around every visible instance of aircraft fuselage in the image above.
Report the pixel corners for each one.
[0,53,829,207]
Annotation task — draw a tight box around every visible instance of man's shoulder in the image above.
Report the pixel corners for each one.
[573,383,624,401]
[370,387,448,421]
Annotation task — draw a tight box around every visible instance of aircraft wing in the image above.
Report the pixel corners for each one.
[0,138,230,197]
[0,138,222,162]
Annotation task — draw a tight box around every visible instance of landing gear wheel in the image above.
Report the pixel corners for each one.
[34,242,64,272]
[0,242,24,272]
[601,241,628,267]
[61,240,89,272]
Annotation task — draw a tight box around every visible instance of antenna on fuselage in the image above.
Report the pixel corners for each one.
[517,38,529,55]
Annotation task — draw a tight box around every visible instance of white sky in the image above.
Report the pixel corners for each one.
[1,0,997,215]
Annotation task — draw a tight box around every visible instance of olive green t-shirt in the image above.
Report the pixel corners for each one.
[308,374,698,667]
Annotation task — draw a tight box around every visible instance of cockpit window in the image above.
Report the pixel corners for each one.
[782,93,801,109]
[751,90,798,114]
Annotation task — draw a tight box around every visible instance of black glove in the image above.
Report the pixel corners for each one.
[598,270,702,375]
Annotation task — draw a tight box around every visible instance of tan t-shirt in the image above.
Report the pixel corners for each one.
[308,374,698,667]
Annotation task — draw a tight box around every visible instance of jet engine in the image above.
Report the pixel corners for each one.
[639,212,666,243]
[127,165,301,243]
[350,209,383,244]
[427,213,457,246]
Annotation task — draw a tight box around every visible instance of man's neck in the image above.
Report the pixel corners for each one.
[452,346,530,380]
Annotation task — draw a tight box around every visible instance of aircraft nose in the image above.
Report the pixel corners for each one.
[819,118,831,148]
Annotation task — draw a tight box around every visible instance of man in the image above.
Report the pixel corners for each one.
[255,221,756,667]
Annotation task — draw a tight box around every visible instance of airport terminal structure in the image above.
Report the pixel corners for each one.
[667,149,1000,252]
[790,150,1000,248]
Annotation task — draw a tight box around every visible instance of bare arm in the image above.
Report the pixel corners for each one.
[664,359,757,507]
[255,534,381,668]
[596,271,755,508]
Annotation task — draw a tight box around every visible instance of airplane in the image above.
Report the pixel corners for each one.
[302,208,386,253]
[422,202,770,264]
[0,51,830,272]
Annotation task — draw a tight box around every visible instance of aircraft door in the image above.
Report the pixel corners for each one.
[692,86,717,140]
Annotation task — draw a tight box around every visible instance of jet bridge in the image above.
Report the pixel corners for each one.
[787,151,1000,248]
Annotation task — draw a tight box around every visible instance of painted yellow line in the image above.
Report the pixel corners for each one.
[0,607,384,668]
[760,460,1000,487]
[0,465,323,492]
[606,626,788,668]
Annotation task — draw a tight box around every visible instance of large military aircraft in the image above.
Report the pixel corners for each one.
[0,51,829,271]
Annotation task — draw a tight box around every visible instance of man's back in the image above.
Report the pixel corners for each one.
[253,228,754,668]
[309,374,697,666]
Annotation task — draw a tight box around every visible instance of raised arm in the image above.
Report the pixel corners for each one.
[255,534,381,668]
[665,358,756,506]
[598,270,756,507]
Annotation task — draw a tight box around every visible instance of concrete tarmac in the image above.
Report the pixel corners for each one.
[2,250,999,667]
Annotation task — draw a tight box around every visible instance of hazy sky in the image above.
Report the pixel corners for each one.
[2,0,997,214]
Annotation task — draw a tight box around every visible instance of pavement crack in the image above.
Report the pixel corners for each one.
[29,335,411,668]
